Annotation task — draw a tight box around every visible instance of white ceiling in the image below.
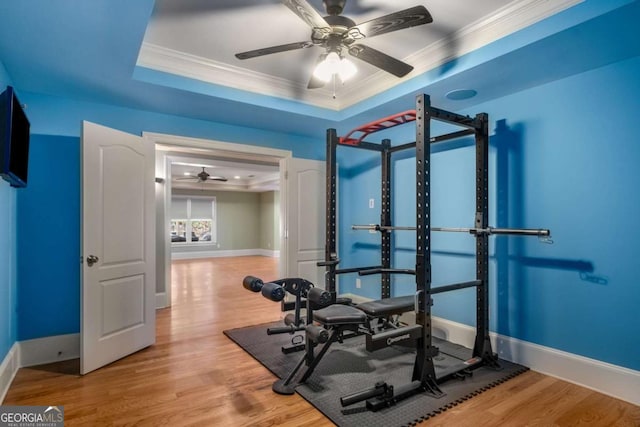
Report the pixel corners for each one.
[170,160,279,192]
[156,146,280,192]
[138,0,580,110]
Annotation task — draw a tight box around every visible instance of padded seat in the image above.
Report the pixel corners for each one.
[313,304,367,326]
[356,295,415,317]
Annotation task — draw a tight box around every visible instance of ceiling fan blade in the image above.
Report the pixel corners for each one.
[205,176,228,182]
[175,177,198,181]
[236,41,313,60]
[307,54,327,89]
[348,44,413,77]
[346,6,433,40]
[281,0,331,35]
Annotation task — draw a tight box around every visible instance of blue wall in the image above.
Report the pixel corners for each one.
[338,55,640,371]
[0,61,17,363]
[16,135,80,340]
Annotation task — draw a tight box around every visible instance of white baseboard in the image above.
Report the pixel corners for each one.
[19,333,79,368]
[156,292,168,309]
[431,316,640,406]
[171,248,280,260]
[0,343,20,403]
[255,249,280,258]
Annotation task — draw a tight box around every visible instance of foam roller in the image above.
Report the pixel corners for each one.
[307,287,332,306]
[305,325,329,344]
[283,313,296,326]
[242,276,263,292]
[261,282,286,302]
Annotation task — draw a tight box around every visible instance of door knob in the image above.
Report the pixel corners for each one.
[87,255,99,267]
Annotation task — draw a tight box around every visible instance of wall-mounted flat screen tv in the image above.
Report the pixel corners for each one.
[0,86,30,188]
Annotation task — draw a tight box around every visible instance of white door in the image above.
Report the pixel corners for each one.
[81,121,156,375]
[280,157,326,289]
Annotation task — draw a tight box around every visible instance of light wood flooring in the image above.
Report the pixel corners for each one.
[4,256,640,426]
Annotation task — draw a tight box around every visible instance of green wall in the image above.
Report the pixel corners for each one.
[171,189,263,253]
[259,191,280,252]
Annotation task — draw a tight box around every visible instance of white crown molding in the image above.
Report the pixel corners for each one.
[137,43,341,110]
[339,0,582,106]
[138,0,582,111]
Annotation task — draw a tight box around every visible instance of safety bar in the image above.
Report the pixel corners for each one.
[358,268,416,276]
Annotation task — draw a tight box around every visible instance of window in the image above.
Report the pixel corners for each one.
[171,196,216,244]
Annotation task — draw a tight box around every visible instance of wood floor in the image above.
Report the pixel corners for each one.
[4,256,640,426]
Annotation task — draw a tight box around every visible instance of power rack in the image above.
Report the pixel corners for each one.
[322,94,550,405]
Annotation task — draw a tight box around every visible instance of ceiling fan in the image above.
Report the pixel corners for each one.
[235,0,433,89]
[176,167,228,183]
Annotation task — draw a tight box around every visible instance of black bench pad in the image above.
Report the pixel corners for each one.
[356,295,415,317]
[314,304,367,326]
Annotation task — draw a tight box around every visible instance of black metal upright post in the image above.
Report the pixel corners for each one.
[471,113,495,363]
[412,94,439,388]
[325,128,339,299]
[381,139,392,299]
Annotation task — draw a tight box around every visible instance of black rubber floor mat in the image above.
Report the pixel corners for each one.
[224,321,528,427]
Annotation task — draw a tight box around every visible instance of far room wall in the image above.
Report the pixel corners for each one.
[259,191,280,252]
[170,189,280,256]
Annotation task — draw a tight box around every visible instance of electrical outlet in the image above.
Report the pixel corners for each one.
[369,198,374,209]
[356,278,361,289]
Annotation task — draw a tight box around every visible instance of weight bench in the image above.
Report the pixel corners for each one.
[356,295,422,352]
[273,295,422,394]
[356,295,415,317]
[273,303,368,395]
[356,294,416,337]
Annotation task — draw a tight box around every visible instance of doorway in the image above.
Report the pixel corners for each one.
[144,131,292,308]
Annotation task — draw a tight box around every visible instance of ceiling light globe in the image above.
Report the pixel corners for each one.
[313,52,343,82]
[339,57,357,82]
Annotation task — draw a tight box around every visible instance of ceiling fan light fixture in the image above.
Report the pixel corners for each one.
[313,52,357,83]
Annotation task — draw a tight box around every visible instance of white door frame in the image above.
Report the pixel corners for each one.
[143,132,292,308]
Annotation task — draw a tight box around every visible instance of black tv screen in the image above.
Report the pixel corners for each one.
[0,86,30,188]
